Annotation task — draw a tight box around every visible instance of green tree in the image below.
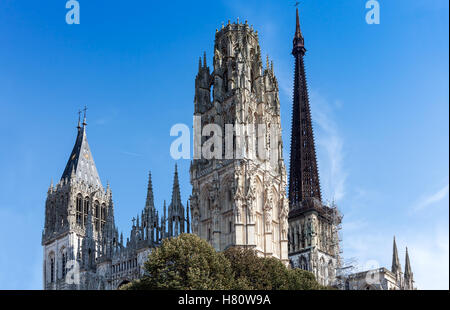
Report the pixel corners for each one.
[124,234,234,290]
[223,247,324,290]
[123,235,326,290]
[287,267,324,290]
[223,247,290,289]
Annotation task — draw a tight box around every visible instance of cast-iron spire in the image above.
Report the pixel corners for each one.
[288,7,321,210]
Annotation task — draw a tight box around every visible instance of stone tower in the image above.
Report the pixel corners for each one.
[190,19,289,263]
[287,8,342,286]
[42,112,114,289]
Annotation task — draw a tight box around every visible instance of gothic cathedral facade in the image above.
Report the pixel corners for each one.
[42,115,189,289]
[189,20,289,263]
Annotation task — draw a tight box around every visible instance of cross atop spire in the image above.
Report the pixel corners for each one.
[295,7,302,38]
[77,109,82,129]
[293,7,305,52]
[82,106,88,127]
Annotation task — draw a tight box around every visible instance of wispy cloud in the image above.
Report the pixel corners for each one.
[310,90,347,202]
[120,151,143,157]
[276,70,347,203]
[414,184,449,211]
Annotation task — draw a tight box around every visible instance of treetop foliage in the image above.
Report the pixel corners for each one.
[122,234,327,290]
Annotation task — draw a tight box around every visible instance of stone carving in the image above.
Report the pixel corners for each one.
[264,199,272,232]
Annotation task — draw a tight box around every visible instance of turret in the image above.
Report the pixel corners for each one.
[194,51,212,114]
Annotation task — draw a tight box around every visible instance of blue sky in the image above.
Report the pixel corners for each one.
[0,0,448,289]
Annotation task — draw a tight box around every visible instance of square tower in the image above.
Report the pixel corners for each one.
[190,20,289,263]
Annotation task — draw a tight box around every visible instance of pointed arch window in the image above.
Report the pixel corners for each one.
[94,200,100,231]
[61,252,68,278]
[76,194,83,226]
[83,197,90,227]
[101,204,106,232]
[50,257,55,283]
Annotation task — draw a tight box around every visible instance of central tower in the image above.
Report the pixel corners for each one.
[190,20,289,263]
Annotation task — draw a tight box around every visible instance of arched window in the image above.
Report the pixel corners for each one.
[61,252,67,278]
[328,260,335,284]
[76,194,83,226]
[94,201,100,231]
[83,197,90,227]
[50,256,55,283]
[300,256,308,271]
[101,204,106,232]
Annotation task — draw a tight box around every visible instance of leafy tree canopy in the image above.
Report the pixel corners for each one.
[123,234,326,290]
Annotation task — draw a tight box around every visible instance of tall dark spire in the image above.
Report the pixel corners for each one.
[288,7,321,210]
[392,236,401,274]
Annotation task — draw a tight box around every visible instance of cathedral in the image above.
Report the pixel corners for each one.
[345,237,415,290]
[42,8,415,290]
[41,113,189,290]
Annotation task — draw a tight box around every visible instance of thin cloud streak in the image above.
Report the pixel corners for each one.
[277,71,347,203]
[414,184,449,211]
[120,151,143,157]
[310,90,347,202]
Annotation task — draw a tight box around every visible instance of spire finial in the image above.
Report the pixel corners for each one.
[82,106,87,127]
[77,109,82,129]
[203,51,207,67]
[292,5,305,51]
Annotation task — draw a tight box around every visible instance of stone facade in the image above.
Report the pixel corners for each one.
[42,117,188,290]
[288,204,341,287]
[343,237,415,290]
[189,20,289,263]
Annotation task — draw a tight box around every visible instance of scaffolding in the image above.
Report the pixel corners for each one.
[325,200,361,289]
[324,200,354,289]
